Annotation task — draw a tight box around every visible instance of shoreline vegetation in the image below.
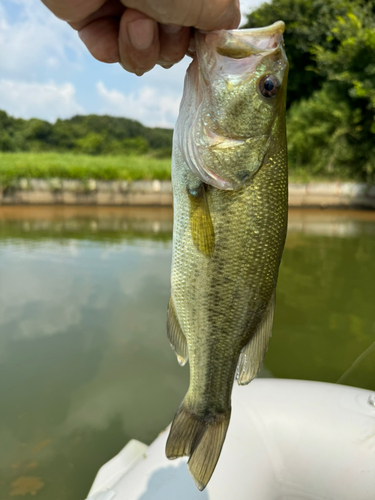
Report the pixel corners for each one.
[0,152,171,187]
[0,151,361,187]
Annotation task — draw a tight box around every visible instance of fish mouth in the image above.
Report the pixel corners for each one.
[236,20,285,36]
[199,21,285,60]
[200,21,285,38]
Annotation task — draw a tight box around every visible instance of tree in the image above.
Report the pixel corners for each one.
[245,0,375,180]
[0,112,173,155]
[309,3,375,178]
[75,133,107,155]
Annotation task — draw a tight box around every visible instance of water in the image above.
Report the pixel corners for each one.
[0,206,374,499]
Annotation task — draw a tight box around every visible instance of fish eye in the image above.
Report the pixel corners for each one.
[259,75,280,98]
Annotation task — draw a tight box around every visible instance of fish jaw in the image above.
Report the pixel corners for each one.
[174,22,288,191]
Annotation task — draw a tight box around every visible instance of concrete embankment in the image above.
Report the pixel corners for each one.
[1,179,375,208]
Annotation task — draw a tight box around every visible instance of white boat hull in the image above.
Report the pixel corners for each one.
[86,379,375,500]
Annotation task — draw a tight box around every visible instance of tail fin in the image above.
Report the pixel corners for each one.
[165,402,231,490]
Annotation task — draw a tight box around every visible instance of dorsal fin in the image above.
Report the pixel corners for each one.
[188,182,215,256]
[236,290,276,385]
[167,296,188,366]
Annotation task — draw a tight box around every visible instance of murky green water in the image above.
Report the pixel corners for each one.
[0,206,374,499]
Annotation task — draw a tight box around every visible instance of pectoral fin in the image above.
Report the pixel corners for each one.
[167,296,188,366]
[236,291,276,385]
[188,183,215,256]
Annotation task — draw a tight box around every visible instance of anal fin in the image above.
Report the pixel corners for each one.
[236,290,276,385]
[167,297,188,366]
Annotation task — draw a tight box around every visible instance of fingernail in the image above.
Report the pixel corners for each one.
[78,28,89,45]
[120,61,145,76]
[127,18,155,51]
[161,24,183,35]
[159,62,174,69]
[120,61,131,72]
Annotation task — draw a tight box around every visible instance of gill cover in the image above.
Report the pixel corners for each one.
[175,21,288,191]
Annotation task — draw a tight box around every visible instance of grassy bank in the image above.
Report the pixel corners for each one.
[0,152,171,186]
[0,151,357,187]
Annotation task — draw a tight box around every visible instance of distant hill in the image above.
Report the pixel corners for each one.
[0,111,173,157]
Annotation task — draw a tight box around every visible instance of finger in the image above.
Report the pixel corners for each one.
[158,25,191,69]
[202,0,241,30]
[189,0,241,30]
[119,9,160,76]
[120,0,241,30]
[42,0,107,23]
[69,0,125,30]
[78,17,121,63]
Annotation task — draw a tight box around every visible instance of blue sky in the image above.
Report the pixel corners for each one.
[0,0,265,127]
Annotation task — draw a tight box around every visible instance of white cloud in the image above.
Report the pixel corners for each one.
[240,0,270,25]
[97,81,181,128]
[0,79,84,121]
[0,0,83,77]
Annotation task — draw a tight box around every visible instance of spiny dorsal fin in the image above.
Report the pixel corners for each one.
[188,183,215,256]
[236,290,276,385]
[167,296,188,366]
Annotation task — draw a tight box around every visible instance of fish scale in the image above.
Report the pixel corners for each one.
[165,22,288,490]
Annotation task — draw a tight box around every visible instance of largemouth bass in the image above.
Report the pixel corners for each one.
[166,21,288,490]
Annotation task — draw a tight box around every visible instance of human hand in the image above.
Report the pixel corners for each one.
[42,0,241,76]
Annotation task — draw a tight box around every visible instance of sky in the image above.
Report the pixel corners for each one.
[0,0,266,128]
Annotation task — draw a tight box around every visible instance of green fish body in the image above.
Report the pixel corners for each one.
[166,22,289,490]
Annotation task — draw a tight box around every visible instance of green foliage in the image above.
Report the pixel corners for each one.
[0,152,171,186]
[75,132,107,155]
[310,3,375,179]
[287,88,354,177]
[74,133,150,156]
[0,110,27,151]
[119,137,149,155]
[0,112,172,156]
[245,0,375,181]
[150,146,173,159]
